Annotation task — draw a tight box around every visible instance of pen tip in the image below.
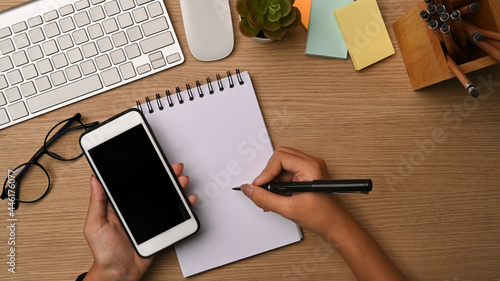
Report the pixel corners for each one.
[232,187,241,191]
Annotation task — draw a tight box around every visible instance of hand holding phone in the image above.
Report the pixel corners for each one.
[80,109,199,257]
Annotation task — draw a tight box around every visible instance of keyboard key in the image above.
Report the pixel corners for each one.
[8,101,28,120]
[151,57,165,69]
[0,57,14,72]
[95,54,111,70]
[37,59,54,74]
[139,31,174,54]
[90,6,106,22]
[80,60,97,75]
[50,71,67,86]
[119,62,136,80]
[117,12,133,28]
[72,29,89,44]
[43,10,59,22]
[0,94,6,106]
[27,45,44,61]
[147,2,163,18]
[97,37,113,52]
[91,0,106,4]
[118,0,135,11]
[29,28,46,44]
[0,75,8,90]
[149,51,162,63]
[57,34,74,50]
[6,87,22,102]
[52,53,69,69]
[12,51,29,67]
[42,40,59,56]
[111,31,128,47]
[20,81,37,97]
[12,22,28,33]
[21,64,38,80]
[102,18,118,34]
[104,1,121,16]
[101,67,121,86]
[125,43,141,59]
[75,0,90,11]
[137,0,153,5]
[127,26,143,42]
[65,65,82,81]
[44,22,61,38]
[67,48,83,63]
[27,74,102,113]
[35,76,52,92]
[13,33,30,49]
[59,5,75,16]
[82,42,98,58]
[0,27,11,39]
[74,11,91,27]
[137,63,150,74]
[142,17,168,37]
[0,108,9,125]
[7,70,23,85]
[28,16,43,28]
[0,38,15,55]
[59,17,76,33]
[132,7,148,23]
[110,49,126,64]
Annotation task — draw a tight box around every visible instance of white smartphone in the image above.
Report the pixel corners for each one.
[79,109,199,257]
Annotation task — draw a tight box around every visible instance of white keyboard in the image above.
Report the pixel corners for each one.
[0,0,184,130]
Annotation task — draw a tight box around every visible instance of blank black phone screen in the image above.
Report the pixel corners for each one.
[88,124,191,244]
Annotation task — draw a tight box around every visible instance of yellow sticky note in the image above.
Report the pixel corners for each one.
[334,0,395,70]
[295,0,311,29]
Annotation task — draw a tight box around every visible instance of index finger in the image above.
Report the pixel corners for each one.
[253,146,322,185]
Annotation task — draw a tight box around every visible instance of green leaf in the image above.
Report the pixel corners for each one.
[267,11,282,22]
[247,0,267,14]
[248,11,265,28]
[282,7,300,27]
[278,0,292,17]
[236,0,249,17]
[263,27,288,40]
[268,3,280,14]
[239,18,260,37]
[263,15,281,31]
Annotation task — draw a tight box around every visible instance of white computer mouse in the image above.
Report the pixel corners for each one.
[179,0,234,61]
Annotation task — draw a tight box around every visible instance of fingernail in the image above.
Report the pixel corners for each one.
[253,175,261,185]
[241,184,254,198]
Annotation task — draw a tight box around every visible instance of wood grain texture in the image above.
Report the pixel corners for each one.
[0,0,499,280]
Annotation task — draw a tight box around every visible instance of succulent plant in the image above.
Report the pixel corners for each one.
[236,0,301,41]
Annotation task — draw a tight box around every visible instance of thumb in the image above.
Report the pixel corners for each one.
[87,176,108,223]
[241,184,291,215]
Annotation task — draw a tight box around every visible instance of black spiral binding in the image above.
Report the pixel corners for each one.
[196,80,204,98]
[216,74,224,91]
[186,84,194,101]
[155,93,164,110]
[175,87,184,104]
[137,69,244,114]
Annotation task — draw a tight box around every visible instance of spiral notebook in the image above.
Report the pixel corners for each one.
[136,70,302,277]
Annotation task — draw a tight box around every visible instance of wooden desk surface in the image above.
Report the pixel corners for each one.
[1,0,499,280]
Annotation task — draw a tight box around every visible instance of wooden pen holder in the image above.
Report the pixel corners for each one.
[393,0,500,90]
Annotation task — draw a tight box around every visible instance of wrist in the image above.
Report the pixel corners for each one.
[84,263,127,281]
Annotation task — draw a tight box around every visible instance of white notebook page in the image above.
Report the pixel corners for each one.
[139,71,302,277]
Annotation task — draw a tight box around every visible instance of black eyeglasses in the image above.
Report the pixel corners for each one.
[1,113,98,209]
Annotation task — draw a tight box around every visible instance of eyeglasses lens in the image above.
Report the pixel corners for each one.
[46,120,86,160]
[6,163,50,203]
